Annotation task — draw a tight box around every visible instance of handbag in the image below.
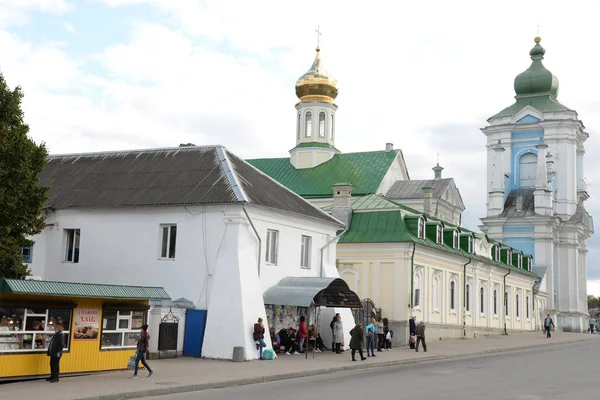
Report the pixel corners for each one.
[409,335,416,344]
[127,354,137,370]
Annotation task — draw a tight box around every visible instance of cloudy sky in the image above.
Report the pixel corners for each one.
[1,0,599,294]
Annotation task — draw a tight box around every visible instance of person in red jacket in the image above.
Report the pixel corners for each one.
[297,316,308,353]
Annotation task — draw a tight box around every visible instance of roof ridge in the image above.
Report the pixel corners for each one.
[2,277,166,289]
[48,145,220,158]
[216,146,247,202]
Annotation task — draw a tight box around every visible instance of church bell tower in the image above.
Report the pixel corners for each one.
[480,37,594,332]
[290,29,339,169]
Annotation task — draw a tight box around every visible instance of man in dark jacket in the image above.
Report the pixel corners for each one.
[47,323,65,382]
[415,321,427,352]
[279,328,298,355]
[409,316,416,349]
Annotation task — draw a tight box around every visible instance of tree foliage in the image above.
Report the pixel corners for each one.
[0,70,48,278]
[588,295,600,313]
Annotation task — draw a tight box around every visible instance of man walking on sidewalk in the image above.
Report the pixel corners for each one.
[415,321,427,352]
[544,314,555,338]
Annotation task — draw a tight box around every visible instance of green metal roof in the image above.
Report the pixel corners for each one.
[0,279,171,300]
[246,150,399,198]
[290,142,339,151]
[493,95,571,118]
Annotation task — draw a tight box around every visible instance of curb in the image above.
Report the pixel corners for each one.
[74,337,593,400]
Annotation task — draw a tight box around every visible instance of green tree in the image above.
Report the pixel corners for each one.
[587,295,600,311]
[0,70,48,278]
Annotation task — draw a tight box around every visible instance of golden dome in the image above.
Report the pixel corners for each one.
[295,48,338,103]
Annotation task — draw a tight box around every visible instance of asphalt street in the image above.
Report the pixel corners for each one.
[142,340,599,400]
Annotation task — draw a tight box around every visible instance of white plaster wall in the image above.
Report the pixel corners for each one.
[376,154,409,194]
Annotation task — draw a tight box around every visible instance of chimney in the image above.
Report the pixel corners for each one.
[331,182,354,228]
[385,143,393,152]
[515,195,524,211]
[422,184,434,216]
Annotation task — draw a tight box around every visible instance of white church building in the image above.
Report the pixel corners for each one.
[480,37,594,332]
[27,145,355,360]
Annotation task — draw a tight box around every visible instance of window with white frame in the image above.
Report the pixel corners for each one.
[64,229,81,263]
[453,230,459,249]
[480,286,485,315]
[0,307,72,353]
[468,236,474,253]
[300,235,311,268]
[305,112,312,137]
[494,245,500,261]
[414,269,423,308]
[507,250,512,264]
[518,254,523,269]
[297,113,301,140]
[21,246,33,264]
[450,279,457,311]
[493,288,498,315]
[519,153,537,188]
[504,290,509,317]
[526,296,530,319]
[417,218,425,239]
[160,224,177,259]
[516,293,520,318]
[432,272,441,311]
[265,229,279,265]
[466,282,471,313]
[318,112,326,137]
[101,310,145,349]
[436,225,443,244]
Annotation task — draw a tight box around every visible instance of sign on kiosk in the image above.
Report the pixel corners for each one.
[73,308,100,340]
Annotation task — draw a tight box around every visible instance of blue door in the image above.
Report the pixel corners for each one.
[183,309,208,357]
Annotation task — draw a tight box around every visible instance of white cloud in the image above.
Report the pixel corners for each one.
[588,281,600,297]
[63,22,75,34]
[0,0,71,27]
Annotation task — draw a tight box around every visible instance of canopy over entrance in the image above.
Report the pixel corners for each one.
[263,277,361,308]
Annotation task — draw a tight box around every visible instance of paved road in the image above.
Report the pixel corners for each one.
[143,340,599,399]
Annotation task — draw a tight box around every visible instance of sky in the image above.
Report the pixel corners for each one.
[1,0,599,295]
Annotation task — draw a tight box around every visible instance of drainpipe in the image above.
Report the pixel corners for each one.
[532,277,541,331]
[463,258,472,337]
[320,229,347,278]
[242,206,261,277]
[409,242,417,317]
[503,269,511,335]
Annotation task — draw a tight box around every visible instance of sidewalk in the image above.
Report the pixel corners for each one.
[4,332,598,400]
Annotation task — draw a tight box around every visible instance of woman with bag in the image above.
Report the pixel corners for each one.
[131,324,153,378]
[365,318,377,357]
[333,315,344,354]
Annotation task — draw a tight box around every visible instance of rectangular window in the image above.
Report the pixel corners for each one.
[414,288,420,307]
[0,307,72,353]
[160,224,177,259]
[480,287,484,314]
[516,294,520,318]
[450,281,456,311]
[504,292,509,316]
[526,296,530,319]
[493,290,498,315]
[266,230,279,265]
[101,310,145,349]
[466,285,471,312]
[300,235,311,269]
[21,247,33,264]
[65,229,81,263]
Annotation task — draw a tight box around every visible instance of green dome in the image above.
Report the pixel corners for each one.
[514,37,559,98]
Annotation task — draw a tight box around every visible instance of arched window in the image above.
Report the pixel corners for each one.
[494,245,500,261]
[318,112,326,137]
[305,111,312,137]
[493,288,498,315]
[518,254,523,269]
[433,272,441,311]
[480,286,485,314]
[468,236,474,253]
[414,269,423,308]
[297,113,301,140]
[466,282,471,312]
[436,224,443,244]
[453,230,459,249]
[526,296,530,319]
[516,293,520,318]
[450,279,456,311]
[330,114,334,140]
[519,153,537,188]
[418,218,425,239]
[504,290,510,317]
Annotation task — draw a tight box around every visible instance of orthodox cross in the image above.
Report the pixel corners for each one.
[315,25,322,49]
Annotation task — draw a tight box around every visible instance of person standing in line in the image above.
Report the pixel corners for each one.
[409,316,416,349]
[297,316,308,353]
[253,317,266,360]
[132,324,154,378]
[415,321,427,352]
[349,323,367,361]
[365,318,377,357]
[544,314,555,338]
[333,315,344,354]
[376,317,384,352]
[46,322,65,383]
[589,315,596,334]
[330,313,340,352]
